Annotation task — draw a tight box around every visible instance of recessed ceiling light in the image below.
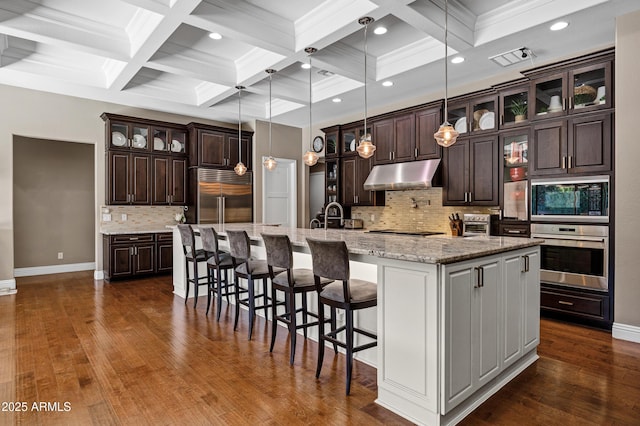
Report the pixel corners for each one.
[301,63,311,69]
[209,32,222,40]
[550,21,569,31]
[332,98,342,103]
[451,56,465,64]
[382,80,393,87]
[374,26,387,35]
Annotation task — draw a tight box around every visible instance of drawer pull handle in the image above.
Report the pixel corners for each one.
[558,300,574,306]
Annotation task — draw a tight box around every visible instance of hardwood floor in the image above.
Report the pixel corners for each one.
[1,272,639,425]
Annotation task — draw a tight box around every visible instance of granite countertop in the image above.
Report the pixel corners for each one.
[100,225,175,235]
[195,223,542,265]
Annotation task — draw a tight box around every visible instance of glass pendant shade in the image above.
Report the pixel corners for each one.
[356,133,376,158]
[434,122,459,147]
[263,156,277,171]
[234,161,247,176]
[303,150,318,166]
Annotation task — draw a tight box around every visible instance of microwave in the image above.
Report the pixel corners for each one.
[531,175,609,222]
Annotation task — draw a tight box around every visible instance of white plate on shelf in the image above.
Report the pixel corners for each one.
[454,117,467,133]
[350,140,356,151]
[479,111,495,130]
[171,140,182,152]
[112,131,126,147]
[132,134,146,148]
[154,137,164,150]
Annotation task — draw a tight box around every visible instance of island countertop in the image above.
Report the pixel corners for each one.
[193,223,542,265]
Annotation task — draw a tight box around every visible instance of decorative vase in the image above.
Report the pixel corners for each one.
[548,95,562,112]
[515,114,525,122]
[510,167,525,181]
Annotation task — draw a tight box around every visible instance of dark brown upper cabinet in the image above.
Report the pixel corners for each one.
[102,113,188,155]
[341,155,383,207]
[187,123,252,170]
[414,104,442,160]
[152,156,187,205]
[525,51,613,120]
[530,112,612,176]
[447,91,498,137]
[372,113,415,164]
[323,126,339,158]
[107,151,152,205]
[497,82,530,129]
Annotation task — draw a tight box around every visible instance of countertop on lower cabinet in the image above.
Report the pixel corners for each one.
[100,225,175,235]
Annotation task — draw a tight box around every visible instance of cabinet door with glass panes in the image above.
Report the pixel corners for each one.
[325,159,339,204]
[151,127,187,155]
[500,130,529,222]
[499,86,529,129]
[108,120,151,151]
[323,127,339,158]
[448,94,498,137]
[530,58,612,120]
[341,123,370,156]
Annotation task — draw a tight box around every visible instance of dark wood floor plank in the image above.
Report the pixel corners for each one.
[2,271,639,425]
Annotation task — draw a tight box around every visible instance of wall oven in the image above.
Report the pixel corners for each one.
[531,223,608,291]
[531,175,609,222]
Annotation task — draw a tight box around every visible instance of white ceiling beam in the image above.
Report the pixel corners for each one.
[185,0,295,57]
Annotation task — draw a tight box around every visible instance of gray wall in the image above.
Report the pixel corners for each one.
[614,10,640,328]
[13,137,95,268]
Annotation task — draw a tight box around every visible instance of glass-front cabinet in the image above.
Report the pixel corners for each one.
[325,159,339,204]
[499,86,529,128]
[109,120,150,150]
[501,130,529,222]
[529,56,612,120]
[341,122,369,155]
[448,93,498,136]
[152,127,186,154]
[324,127,339,157]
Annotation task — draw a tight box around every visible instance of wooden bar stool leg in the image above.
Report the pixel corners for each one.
[234,275,241,331]
[301,294,309,339]
[248,276,256,340]
[262,278,269,320]
[192,259,199,308]
[216,267,224,321]
[184,258,190,304]
[224,269,231,303]
[269,286,278,353]
[288,292,297,365]
[345,308,354,395]
[315,298,326,378]
[331,307,338,354]
[206,267,213,315]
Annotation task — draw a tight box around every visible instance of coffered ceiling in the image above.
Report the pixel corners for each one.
[1,0,638,128]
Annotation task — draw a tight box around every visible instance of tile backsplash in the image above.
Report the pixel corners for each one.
[100,205,184,232]
[352,188,496,234]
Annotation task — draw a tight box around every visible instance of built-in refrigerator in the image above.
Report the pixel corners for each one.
[188,168,253,224]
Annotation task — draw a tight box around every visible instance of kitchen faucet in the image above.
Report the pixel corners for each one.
[324,201,344,229]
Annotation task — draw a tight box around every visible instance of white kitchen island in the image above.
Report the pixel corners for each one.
[171,223,542,426]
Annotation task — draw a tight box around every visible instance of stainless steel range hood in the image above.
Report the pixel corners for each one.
[363,159,441,191]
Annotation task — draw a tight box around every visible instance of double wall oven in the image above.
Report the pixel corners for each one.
[530,175,610,293]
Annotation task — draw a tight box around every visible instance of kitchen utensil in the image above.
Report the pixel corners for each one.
[510,166,526,181]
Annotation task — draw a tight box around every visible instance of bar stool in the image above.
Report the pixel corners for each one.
[199,227,234,321]
[177,224,209,308]
[261,233,332,365]
[226,230,282,340]
[306,238,378,395]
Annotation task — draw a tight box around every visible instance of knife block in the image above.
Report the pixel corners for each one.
[450,220,463,236]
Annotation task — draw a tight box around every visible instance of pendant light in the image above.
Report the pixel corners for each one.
[263,68,278,171]
[233,85,248,176]
[356,17,376,159]
[434,0,459,147]
[303,47,319,167]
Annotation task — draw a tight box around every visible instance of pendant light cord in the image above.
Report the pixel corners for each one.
[238,87,242,159]
[309,55,313,149]
[269,73,272,156]
[363,21,368,136]
[444,0,449,121]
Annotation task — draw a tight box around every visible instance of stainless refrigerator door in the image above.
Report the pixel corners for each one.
[220,182,253,223]
[198,181,222,224]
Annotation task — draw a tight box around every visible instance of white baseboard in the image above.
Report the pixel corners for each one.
[0,279,17,296]
[14,262,96,277]
[94,270,104,280]
[612,322,640,344]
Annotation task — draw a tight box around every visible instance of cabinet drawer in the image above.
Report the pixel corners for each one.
[498,223,530,237]
[541,288,607,319]
[156,232,173,242]
[110,234,155,244]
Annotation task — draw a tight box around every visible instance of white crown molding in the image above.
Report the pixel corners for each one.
[313,74,362,103]
[14,262,95,278]
[377,37,446,81]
